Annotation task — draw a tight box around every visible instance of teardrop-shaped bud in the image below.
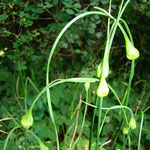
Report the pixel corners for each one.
[122,126,129,135]
[84,82,90,92]
[125,38,139,60]
[39,141,49,150]
[21,109,33,129]
[129,117,136,129]
[96,59,109,78]
[96,77,109,97]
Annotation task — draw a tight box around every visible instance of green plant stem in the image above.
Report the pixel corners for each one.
[28,130,41,142]
[45,11,105,150]
[24,129,28,150]
[138,112,144,150]
[129,136,131,150]
[89,96,98,150]
[99,105,133,136]
[96,97,103,150]
[108,84,128,124]
[125,60,135,106]
[4,126,21,150]
[30,78,98,110]
[123,129,131,149]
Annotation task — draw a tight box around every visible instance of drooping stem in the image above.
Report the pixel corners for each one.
[45,11,106,150]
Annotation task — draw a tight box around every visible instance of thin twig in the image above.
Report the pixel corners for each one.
[68,89,84,150]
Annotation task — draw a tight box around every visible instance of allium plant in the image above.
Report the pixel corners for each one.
[4,0,147,150]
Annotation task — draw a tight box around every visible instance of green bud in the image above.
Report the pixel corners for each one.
[129,117,136,129]
[39,141,49,150]
[0,51,5,57]
[125,38,139,60]
[96,59,109,78]
[122,126,129,135]
[84,82,90,92]
[21,109,33,129]
[97,77,109,97]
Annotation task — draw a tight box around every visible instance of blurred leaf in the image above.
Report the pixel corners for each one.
[66,9,74,15]
[0,14,8,20]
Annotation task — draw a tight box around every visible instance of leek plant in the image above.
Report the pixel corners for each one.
[4,0,144,149]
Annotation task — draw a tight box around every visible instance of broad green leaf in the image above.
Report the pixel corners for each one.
[73,3,82,8]
[66,9,74,15]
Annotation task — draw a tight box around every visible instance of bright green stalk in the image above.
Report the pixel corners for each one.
[3,126,21,150]
[99,105,134,136]
[138,112,144,150]
[128,136,131,150]
[24,79,29,150]
[96,97,103,150]
[89,96,98,150]
[30,78,98,110]
[120,18,133,43]
[125,60,135,106]
[24,129,28,150]
[96,2,112,149]
[108,84,128,124]
[95,1,130,149]
[137,107,150,149]
[45,11,105,150]
[123,129,131,149]
[143,106,150,113]
[28,130,41,142]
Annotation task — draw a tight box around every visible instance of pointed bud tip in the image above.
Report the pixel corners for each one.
[122,126,129,135]
[96,77,109,97]
[129,117,136,129]
[21,110,33,129]
[125,38,139,60]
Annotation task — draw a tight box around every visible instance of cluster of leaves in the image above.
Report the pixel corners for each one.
[0,0,150,149]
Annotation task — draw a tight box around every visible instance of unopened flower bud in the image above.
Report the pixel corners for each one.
[129,117,136,129]
[125,38,139,60]
[97,77,109,97]
[84,82,90,92]
[39,141,49,150]
[122,126,129,135]
[96,59,109,78]
[21,109,33,129]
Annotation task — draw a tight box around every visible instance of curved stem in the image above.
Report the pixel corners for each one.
[99,105,133,136]
[28,130,41,142]
[30,78,98,110]
[108,84,128,124]
[4,126,21,150]
[46,11,106,84]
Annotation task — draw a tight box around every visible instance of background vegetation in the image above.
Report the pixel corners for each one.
[0,0,149,149]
